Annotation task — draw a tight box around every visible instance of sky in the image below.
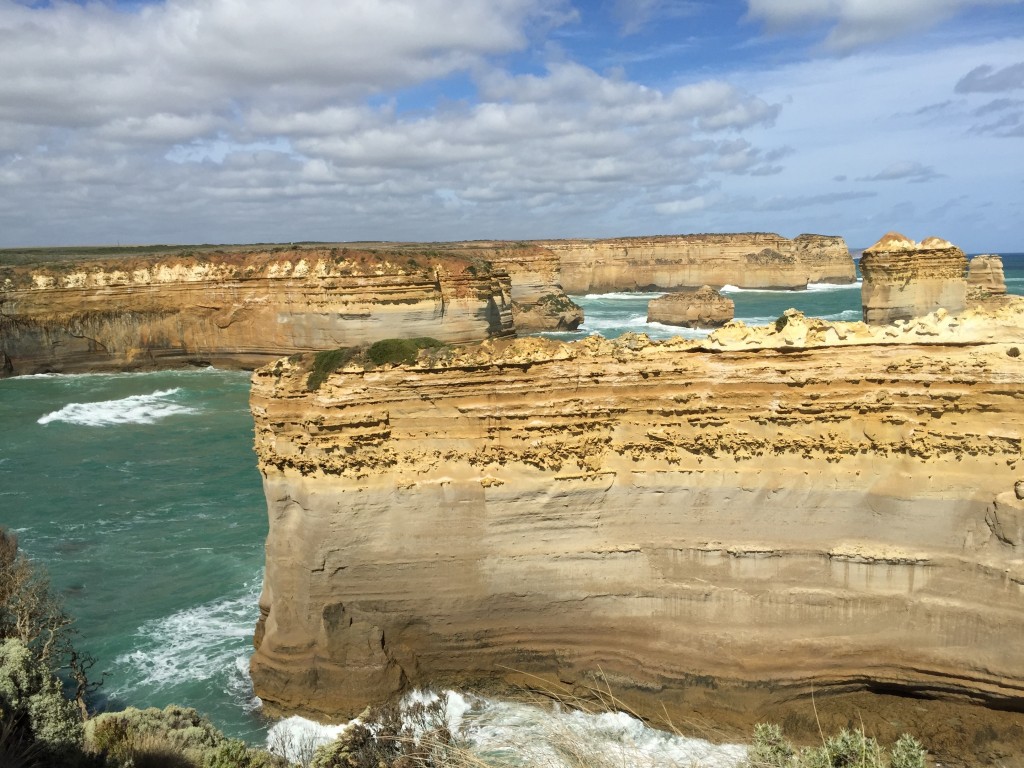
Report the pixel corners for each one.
[0,0,1022,251]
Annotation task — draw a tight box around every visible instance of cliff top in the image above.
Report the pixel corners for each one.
[291,299,1024,389]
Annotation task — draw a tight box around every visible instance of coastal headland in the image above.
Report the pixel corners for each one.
[0,232,851,376]
[249,297,1024,765]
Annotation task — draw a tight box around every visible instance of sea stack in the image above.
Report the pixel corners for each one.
[646,285,734,328]
[860,232,968,325]
[967,254,1007,295]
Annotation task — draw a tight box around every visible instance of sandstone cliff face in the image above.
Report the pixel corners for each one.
[0,248,514,376]
[968,254,1007,295]
[646,285,734,328]
[544,233,854,293]
[250,299,1024,761]
[860,233,968,325]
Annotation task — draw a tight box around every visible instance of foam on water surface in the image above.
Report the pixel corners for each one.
[266,690,747,768]
[112,575,261,694]
[37,387,200,426]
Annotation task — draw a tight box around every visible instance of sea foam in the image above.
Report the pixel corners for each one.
[113,576,261,695]
[266,690,747,768]
[37,388,199,426]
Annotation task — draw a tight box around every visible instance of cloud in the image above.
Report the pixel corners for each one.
[745,0,1021,52]
[753,191,877,211]
[0,0,564,130]
[955,62,1024,93]
[857,161,943,183]
[612,0,702,36]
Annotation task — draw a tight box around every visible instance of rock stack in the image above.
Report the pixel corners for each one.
[860,232,968,325]
[646,285,734,328]
[967,254,1006,295]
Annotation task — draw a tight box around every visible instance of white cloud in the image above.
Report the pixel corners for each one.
[745,0,1022,52]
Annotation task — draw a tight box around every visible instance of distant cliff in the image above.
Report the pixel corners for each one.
[0,247,514,376]
[541,233,855,293]
[249,299,1024,763]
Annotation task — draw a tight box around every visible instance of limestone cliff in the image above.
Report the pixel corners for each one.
[543,233,854,293]
[0,247,513,376]
[860,232,968,324]
[250,299,1024,764]
[646,285,734,328]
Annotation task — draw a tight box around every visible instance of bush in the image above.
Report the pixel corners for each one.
[366,338,444,367]
[745,724,926,768]
[307,347,360,391]
[306,338,446,390]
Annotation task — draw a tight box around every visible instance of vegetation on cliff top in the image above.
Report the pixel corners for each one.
[306,338,446,390]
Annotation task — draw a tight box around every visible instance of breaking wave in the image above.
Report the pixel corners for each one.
[113,576,261,697]
[266,690,747,767]
[37,388,199,426]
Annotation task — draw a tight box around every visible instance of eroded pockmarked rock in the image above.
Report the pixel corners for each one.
[860,232,968,325]
[250,299,1024,763]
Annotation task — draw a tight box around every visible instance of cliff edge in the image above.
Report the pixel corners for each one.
[249,298,1024,764]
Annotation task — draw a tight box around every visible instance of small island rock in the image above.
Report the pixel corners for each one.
[647,285,734,328]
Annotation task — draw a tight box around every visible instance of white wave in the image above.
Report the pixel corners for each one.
[721,281,860,294]
[581,291,666,300]
[37,388,199,426]
[113,576,261,693]
[579,313,651,331]
[805,280,862,292]
[277,690,746,768]
[266,716,353,763]
[821,309,862,321]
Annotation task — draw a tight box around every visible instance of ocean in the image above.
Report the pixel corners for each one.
[1,254,1022,762]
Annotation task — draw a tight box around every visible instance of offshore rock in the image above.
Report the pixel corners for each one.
[0,247,514,376]
[860,232,968,325]
[250,298,1024,764]
[968,254,1007,295]
[545,233,854,293]
[646,285,734,328]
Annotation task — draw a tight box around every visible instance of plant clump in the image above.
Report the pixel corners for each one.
[306,338,446,391]
[744,723,925,768]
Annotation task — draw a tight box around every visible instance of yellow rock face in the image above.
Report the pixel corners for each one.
[249,300,1024,755]
[0,248,515,375]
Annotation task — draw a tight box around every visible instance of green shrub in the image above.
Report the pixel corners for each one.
[307,347,360,391]
[366,337,444,367]
[745,724,926,768]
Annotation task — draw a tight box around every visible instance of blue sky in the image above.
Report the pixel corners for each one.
[0,0,1022,251]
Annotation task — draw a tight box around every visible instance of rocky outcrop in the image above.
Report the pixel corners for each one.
[860,232,968,325]
[0,248,514,376]
[646,285,734,328]
[250,298,1024,764]
[968,254,1007,295]
[543,233,854,293]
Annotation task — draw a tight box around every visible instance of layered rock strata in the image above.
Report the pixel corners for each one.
[968,254,1007,295]
[542,233,854,293]
[860,232,968,324]
[646,285,734,327]
[250,298,1024,763]
[0,248,514,376]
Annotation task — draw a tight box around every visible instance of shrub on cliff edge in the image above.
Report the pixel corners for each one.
[307,338,446,390]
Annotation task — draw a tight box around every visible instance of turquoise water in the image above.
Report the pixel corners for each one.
[1,253,1021,745]
[0,369,269,739]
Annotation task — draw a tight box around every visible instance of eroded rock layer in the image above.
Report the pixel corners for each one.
[968,254,1007,295]
[0,247,514,375]
[250,299,1024,763]
[860,233,968,325]
[542,233,854,293]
